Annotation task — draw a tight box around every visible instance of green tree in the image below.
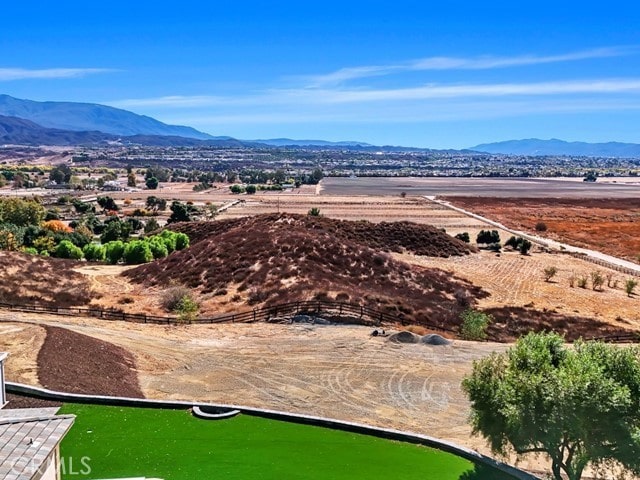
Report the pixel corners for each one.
[97,196,119,212]
[104,240,125,265]
[245,184,257,194]
[146,177,159,190]
[144,218,160,233]
[54,240,84,260]
[167,201,191,223]
[83,243,106,262]
[463,332,640,480]
[0,198,46,226]
[454,232,470,243]
[145,196,167,212]
[123,240,153,264]
[476,230,500,245]
[459,309,491,341]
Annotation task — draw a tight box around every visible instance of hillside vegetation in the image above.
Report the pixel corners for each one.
[124,214,482,327]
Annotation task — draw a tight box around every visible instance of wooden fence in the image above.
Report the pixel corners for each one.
[0,300,456,333]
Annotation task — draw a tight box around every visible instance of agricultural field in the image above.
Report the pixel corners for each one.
[445,197,640,263]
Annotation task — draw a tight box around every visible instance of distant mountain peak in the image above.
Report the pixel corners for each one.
[0,94,213,140]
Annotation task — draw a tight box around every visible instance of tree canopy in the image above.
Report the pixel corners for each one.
[462,332,640,480]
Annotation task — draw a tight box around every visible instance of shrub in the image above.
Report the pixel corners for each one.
[54,240,84,260]
[161,285,192,311]
[148,237,169,259]
[22,247,38,255]
[454,232,470,243]
[518,238,532,255]
[308,207,321,216]
[460,309,492,341]
[505,236,519,249]
[229,184,244,194]
[83,243,106,262]
[577,276,588,289]
[33,236,55,254]
[144,218,160,233]
[534,221,548,232]
[625,279,638,297]
[245,184,257,194]
[175,294,199,322]
[174,232,190,250]
[476,229,500,245]
[123,240,153,265]
[104,240,125,265]
[146,177,159,189]
[159,230,177,252]
[543,266,558,282]
[591,270,605,291]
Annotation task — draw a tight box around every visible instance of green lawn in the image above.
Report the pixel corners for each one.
[58,404,514,480]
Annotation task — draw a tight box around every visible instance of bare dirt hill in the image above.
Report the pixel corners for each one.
[125,214,484,329]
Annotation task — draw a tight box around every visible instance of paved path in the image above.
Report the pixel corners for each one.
[427,196,640,277]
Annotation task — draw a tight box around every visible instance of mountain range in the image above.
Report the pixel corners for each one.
[1,94,639,157]
[471,138,640,157]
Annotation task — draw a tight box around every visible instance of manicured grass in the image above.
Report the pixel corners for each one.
[58,404,513,480]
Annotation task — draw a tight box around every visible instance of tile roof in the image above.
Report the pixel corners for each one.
[0,409,74,480]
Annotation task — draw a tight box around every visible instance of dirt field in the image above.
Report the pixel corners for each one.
[445,197,640,263]
[320,176,640,197]
[0,311,507,455]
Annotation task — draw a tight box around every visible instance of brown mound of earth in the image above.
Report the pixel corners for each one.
[37,326,144,398]
[0,251,92,307]
[168,213,475,257]
[5,393,62,409]
[126,214,485,329]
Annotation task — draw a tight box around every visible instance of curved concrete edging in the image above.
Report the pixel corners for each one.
[192,405,241,420]
[6,382,538,480]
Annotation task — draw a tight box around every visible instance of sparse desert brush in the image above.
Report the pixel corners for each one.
[535,221,548,232]
[577,276,588,289]
[123,198,132,205]
[543,266,558,282]
[161,285,193,312]
[568,272,576,287]
[590,270,605,291]
[625,278,638,297]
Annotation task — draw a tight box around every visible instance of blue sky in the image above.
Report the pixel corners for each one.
[1,1,640,148]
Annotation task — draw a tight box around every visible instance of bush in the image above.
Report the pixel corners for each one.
[245,184,257,194]
[22,247,38,255]
[476,230,500,245]
[159,230,177,252]
[308,207,321,216]
[174,232,189,250]
[123,240,153,265]
[54,240,84,260]
[104,240,125,265]
[519,238,532,255]
[144,218,160,233]
[83,243,106,262]
[454,232,470,243]
[161,285,193,312]
[625,278,638,297]
[148,237,169,259]
[460,309,492,341]
[175,294,199,322]
[577,276,588,289]
[591,270,605,291]
[535,221,548,232]
[543,266,558,282]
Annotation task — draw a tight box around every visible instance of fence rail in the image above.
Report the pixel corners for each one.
[0,300,457,333]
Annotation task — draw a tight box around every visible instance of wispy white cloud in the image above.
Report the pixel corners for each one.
[110,78,640,110]
[0,68,115,81]
[304,46,639,86]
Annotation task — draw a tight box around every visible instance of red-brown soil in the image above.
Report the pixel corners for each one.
[0,251,93,307]
[37,325,144,398]
[168,213,476,257]
[126,214,484,330]
[444,197,640,263]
